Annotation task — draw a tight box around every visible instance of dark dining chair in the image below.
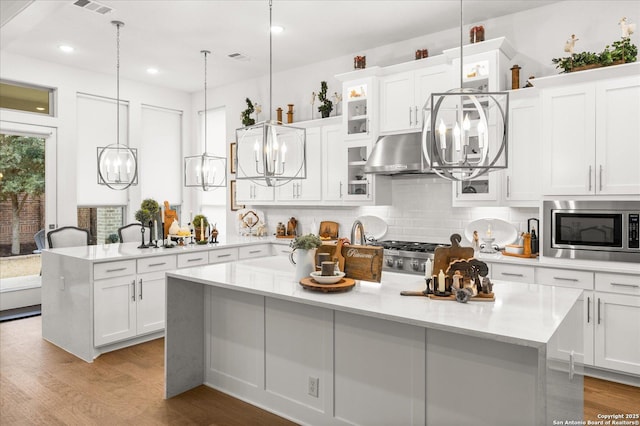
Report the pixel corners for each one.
[47,226,90,248]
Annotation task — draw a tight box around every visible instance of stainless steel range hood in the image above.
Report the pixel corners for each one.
[364,132,431,175]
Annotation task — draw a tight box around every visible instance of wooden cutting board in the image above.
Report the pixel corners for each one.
[319,221,339,240]
[432,234,474,278]
[299,277,356,293]
[316,243,383,282]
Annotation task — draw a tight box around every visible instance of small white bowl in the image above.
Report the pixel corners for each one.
[310,271,346,284]
[505,244,524,255]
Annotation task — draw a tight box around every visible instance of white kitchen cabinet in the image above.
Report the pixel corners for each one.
[94,256,176,347]
[379,64,452,133]
[239,244,272,259]
[503,89,541,205]
[540,68,640,195]
[236,180,274,203]
[491,263,535,283]
[594,292,640,375]
[342,76,376,141]
[322,123,345,201]
[277,126,322,202]
[209,247,239,264]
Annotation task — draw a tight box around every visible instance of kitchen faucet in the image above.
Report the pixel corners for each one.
[350,219,365,245]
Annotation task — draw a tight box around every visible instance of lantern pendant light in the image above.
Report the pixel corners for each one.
[421,0,508,182]
[97,20,138,190]
[184,50,227,191]
[235,0,306,188]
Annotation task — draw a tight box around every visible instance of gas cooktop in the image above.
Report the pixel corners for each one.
[375,240,450,274]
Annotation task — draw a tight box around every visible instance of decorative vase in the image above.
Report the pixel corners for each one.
[289,248,316,282]
[321,110,330,119]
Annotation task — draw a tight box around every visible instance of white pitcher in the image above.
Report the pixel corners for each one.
[289,248,316,282]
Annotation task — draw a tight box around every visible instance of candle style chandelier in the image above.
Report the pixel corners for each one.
[184,50,227,190]
[97,20,138,190]
[235,0,306,187]
[421,0,508,181]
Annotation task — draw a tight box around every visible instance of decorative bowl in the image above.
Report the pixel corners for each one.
[505,244,524,255]
[310,271,346,284]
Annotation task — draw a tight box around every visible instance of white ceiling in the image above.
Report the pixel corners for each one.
[1,0,561,93]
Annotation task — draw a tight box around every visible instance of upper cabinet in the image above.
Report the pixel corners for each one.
[538,63,640,195]
[343,76,377,141]
[277,126,322,202]
[379,62,452,134]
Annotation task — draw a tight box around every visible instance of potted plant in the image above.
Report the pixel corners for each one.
[193,214,209,241]
[289,234,323,281]
[134,208,152,248]
[241,98,256,127]
[317,81,333,118]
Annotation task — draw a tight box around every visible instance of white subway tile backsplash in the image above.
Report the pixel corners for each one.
[257,177,538,243]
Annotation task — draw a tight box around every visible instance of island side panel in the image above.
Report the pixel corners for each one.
[425,328,539,426]
[41,251,94,362]
[334,311,426,426]
[165,276,205,399]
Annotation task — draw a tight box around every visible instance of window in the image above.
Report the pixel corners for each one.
[0,80,55,116]
[77,206,125,245]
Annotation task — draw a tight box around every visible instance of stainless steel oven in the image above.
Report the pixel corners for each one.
[543,201,640,263]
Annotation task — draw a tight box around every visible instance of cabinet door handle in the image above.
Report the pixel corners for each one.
[249,250,262,254]
[610,282,640,288]
[587,296,591,324]
[187,257,204,262]
[506,176,511,198]
[414,106,419,126]
[501,272,524,277]
[148,262,166,267]
[597,298,601,324]
[409,107,413,126]
[131,280,136,302]
[106,267,127,273]
[216,253,232,258]
[339,181,343,198]
[139,278,143,300]
[599,165,603,192]
[588,165,592,191]
[367,180,370,199]
[553,276,579,282]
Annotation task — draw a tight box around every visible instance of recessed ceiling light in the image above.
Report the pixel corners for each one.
[270,25,284,34]
[59,45,74,53]
[146,68,159,75]
[36,107,46,111]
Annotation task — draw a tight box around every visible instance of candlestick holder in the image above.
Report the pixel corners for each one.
[138,222,149,249]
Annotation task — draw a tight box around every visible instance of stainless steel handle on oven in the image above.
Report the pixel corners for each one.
[597,298,601,324]
[599,165,603,191]
[588,165,592,191]
[553,276,579,282]
[148,262,166,267]
[187,257,203,262]
[587,296,591,323]
[131,280,136,302]
[610,282,640,288]
[409,107,412,126]
[139,278,143,300]
[106,267,127,273]
[501,272,524,277]
[506,176,510,198]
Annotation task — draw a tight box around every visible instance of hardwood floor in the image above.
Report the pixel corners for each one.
[1,316,638,425]
[0,316,295,425]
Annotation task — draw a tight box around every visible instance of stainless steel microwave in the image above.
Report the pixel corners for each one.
[543,201,640,263]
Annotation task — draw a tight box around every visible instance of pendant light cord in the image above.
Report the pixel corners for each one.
[202,50,209,153]
[116,21,121,147]
[459,0,463,88]
[269,0,273,122]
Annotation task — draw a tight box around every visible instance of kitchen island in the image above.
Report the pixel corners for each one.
[165,255,584,425]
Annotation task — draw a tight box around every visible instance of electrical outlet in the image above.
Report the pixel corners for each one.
[308,377,319,397]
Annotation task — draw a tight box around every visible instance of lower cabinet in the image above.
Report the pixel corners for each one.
[491,263,535,283]
[537,267,640,376]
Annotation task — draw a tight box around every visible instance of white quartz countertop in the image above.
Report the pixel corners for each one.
[167,255,582,348]
[42,236,283,262]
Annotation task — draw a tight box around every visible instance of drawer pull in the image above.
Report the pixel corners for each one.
[610,282,640,288]
[216,254,232,258]
[553,276,579,282]
[501,272,524,277]
[249,250,262,254]
[139,278,143,300]
[106,267,127,273]
[148,262,167,267]
[187,257,204,262]
[587,297,591,324]
[597,298,601,324]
